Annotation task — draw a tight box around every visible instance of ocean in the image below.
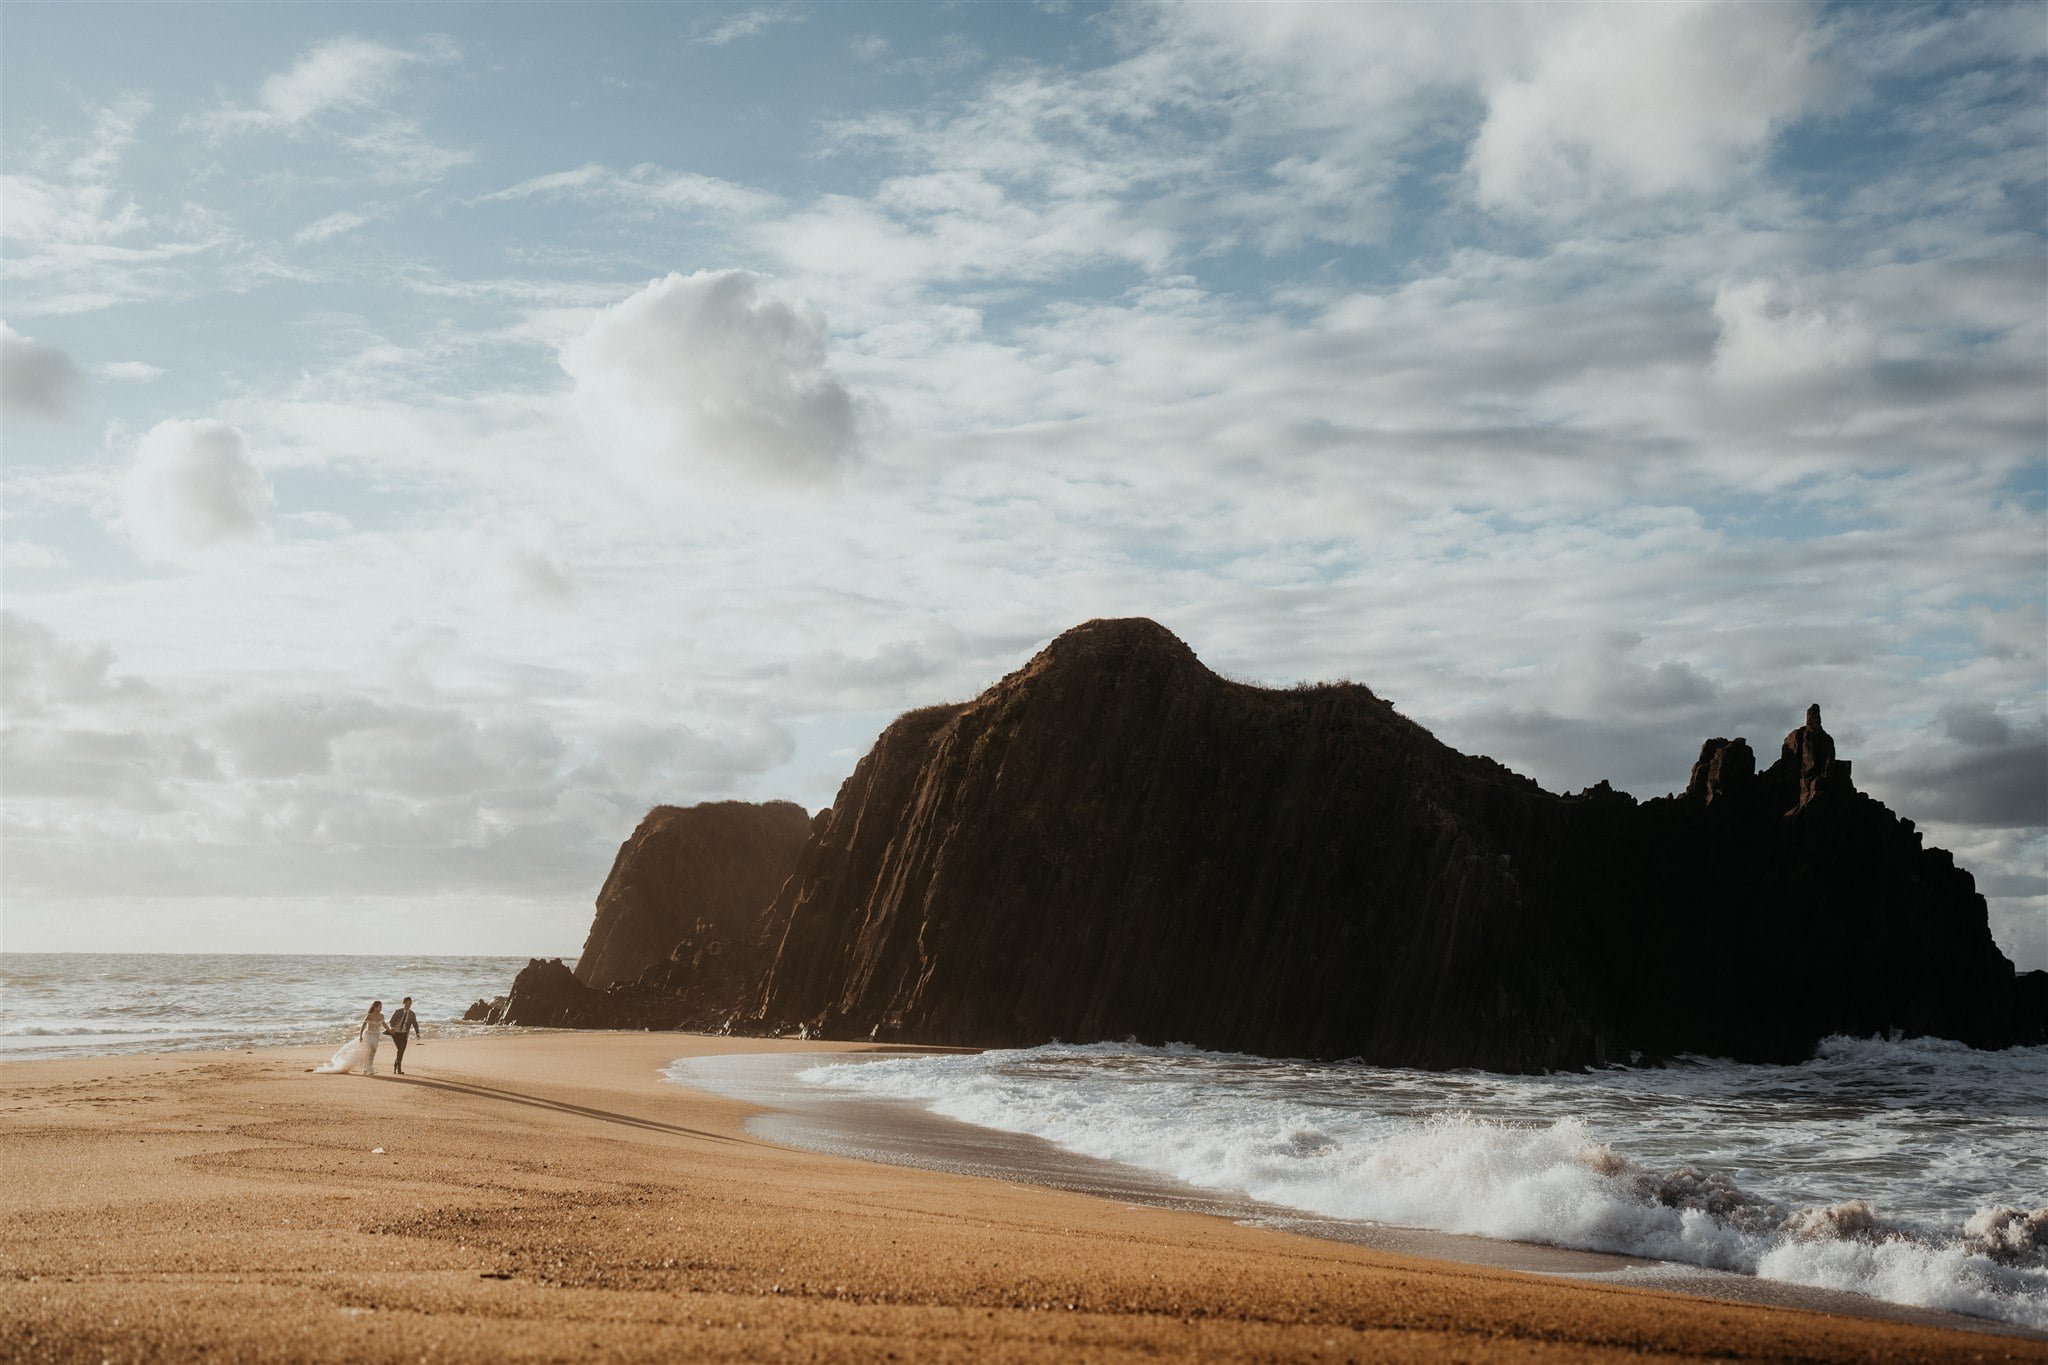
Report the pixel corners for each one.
[0,952,532,1060]
[794,1039,2048,1332]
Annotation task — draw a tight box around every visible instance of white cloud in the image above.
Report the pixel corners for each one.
[257,37,416,125]
[118,419,273,562]
[803,61,1198,289]
[94,359,166,383]
[1,233,236,318]
[1,323,84,418]
[1,726,220,810]
[0,94,151,249]
[1711,277,1877,415]
[695,7,805,46]
[0,97,238,316]
[336,123,471,185]
[561,270,859,482]
[780,622,984,710]
[449,521,579,606]
[1135,2,1825,232]
[576,716,797,797]
[192,36,466,182]
[0,613,153,718]
[324,705,563,803]
[1,628,803,926]
[200,37,424,135]
[1467,2,1826,213]
[478,162,779,218]
[293,208,376,245]
[776,6,1539,290]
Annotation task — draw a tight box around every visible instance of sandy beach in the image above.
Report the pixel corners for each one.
[2,1032,2041,1363]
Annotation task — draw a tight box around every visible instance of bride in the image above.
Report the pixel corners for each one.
[313,1001,387,1075]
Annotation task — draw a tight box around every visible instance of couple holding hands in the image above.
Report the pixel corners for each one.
[312,997,424,1076]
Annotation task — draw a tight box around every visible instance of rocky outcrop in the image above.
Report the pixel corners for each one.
[483,956,709,1029]
[1686,736,1754,804]
[489,814,833,1029]
[483,617,2043,1069]
[736,619,2041,1069]
[1494,701,2038,1063]
[574,800,811,988]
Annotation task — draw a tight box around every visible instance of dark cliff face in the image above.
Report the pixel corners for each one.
[738,618,2041,1069]
[747,618,1595,1066]
[574,799,812,988]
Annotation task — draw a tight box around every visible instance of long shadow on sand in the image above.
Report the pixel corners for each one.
[392,1074,738,1145]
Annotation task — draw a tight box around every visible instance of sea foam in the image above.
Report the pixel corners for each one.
[801,1038,2048,1330]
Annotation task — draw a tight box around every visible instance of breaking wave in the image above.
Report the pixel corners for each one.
[802,1038,2048,1330]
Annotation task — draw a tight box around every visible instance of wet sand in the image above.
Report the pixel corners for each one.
[2,1031,2041,1362]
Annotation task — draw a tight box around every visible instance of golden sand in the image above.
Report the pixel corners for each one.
[2,1032,2040,1362]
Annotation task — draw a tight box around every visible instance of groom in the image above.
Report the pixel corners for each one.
[386,997,424,1075]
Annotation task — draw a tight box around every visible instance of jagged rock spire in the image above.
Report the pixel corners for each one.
[1781,702,1848,810]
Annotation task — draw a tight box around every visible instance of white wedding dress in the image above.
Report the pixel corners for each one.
[315,1017,384,1074]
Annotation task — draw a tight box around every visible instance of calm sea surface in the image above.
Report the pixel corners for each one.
[0,952,531,1060]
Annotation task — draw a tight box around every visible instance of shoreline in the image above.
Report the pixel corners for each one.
[3,1031,2042,1362]
[672,1047,2048,1338]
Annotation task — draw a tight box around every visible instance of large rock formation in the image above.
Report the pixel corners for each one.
[740,619,2041,1068]
[574,800,812,988]
[486,618,2044,1069]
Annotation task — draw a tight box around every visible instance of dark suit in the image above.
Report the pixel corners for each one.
[387,1007,421,1072]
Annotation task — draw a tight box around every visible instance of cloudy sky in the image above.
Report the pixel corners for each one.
[3,2,2043,966]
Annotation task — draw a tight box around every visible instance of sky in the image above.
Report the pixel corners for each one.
[2,1,2043,967]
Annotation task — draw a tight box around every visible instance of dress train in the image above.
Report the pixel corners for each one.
[314,1024,382,1074]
